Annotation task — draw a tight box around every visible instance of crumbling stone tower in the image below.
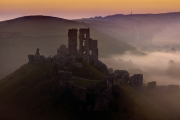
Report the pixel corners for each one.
[89,39,98,59]
[79,28,98,60]
[67,28,98,61]
[79,28,90,56]
[68,29,78,56]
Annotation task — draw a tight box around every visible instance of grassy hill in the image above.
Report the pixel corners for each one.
[0,15,136,79]
[0,62,102,120]
[0,62,176,120]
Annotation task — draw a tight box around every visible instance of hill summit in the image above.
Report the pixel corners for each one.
[0,27,177,120]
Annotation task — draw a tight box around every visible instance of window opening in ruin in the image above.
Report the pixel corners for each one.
[89,50,92,55]
[83,50,87,55]
[84,34,86,38]
[83,41,85,47]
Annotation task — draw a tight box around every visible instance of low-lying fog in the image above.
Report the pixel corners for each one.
[100,51,180,86]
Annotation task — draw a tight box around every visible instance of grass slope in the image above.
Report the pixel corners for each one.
[0,62,175,120]
[0,63,60,120]
[0,62,104,120]
[116,85,176,120]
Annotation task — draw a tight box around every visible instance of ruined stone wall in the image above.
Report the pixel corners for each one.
[89,39,98,59]
[57,45,67,57]
[108,68,113,74]
[67,28,99,61]
[79,28,90,57]
[147,81,156,89]
[34,48,40,61]
[129,74,143,89]
[114,70,129,83]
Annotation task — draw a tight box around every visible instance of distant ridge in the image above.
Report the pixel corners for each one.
[75,12,180,20]
[104,12,180,18]
[1,12,180,22]
[76,12,180,49]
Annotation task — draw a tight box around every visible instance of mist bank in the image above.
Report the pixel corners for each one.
[100,51,180,86]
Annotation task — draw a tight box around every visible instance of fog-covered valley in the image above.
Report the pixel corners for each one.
[101,50,180,85]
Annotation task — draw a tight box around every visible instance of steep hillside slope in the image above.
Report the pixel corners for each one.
[0,62,102,120]
[116,85,176,120]
[0,62,176,120]
[0,63,59,120]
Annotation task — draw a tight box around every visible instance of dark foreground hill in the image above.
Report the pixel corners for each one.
[0,15,136,79]
[0,62,175,120]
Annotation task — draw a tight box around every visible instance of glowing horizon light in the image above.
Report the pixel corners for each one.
[0,0,180,21]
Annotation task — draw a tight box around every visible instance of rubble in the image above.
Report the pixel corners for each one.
[168,85,179,93]
[57,44,68,57]
[28,48,51,63]
[147,81,156,89]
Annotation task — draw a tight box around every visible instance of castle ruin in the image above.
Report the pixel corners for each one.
[78,28,98,60]
[58,28,98,62]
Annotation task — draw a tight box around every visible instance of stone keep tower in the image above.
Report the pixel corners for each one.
[79,28,90,56]
[68,29,78,56]
[79,28,98,60]
[68,28,98,61]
